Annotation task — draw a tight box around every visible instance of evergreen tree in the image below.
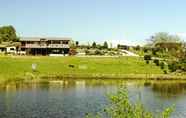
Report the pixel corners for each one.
[103,41,108,49]
[92,42,96,48]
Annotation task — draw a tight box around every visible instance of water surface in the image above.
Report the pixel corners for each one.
[0,79,186,118]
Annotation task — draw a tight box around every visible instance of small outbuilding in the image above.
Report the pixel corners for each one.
[0,42,21,54]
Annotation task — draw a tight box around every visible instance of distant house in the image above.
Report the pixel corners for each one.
[117,44,130,50]
[0,42,20,54]
[20,37,72,55]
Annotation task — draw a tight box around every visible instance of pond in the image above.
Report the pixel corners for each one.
[0,79,186,118]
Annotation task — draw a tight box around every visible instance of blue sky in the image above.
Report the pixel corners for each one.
[0,0,186,46]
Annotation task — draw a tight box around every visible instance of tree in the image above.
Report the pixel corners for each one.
[103,41,108,49]
[92,42,96,48]
[135,45,141,51]
[86,89,174,118]
[146,32,183,58]
[75,41,79,47]
[0,25,19,43]
[69,40,76,48]
[148,32,181,47]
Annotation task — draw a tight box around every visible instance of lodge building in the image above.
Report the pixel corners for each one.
[20,37,72,55]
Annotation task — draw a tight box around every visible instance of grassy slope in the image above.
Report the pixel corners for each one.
[0,56,163,80]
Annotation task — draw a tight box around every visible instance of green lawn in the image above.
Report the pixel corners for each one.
[0,56,164,81]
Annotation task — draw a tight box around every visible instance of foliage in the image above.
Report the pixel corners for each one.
[152,48,162,56]
[69,48,77,55]
[69,40,76,48]
[146,60,150,64]
[148,32,181,46]
[146,32,183,59]
[86,89,174,118]
[135,45,141,51]
[153,59,160,66]
[168,60,186,72]
[168,61,180,72]
[0,25,19,42]
[92,42,97,48]
[163,70,168,74]
[96,44,103,50]
[160,62,165,69]
[103,41,108,49]
[144,55,152,61]
[75,41,79,47]
[143,47,149,53]
[95,49,104,55]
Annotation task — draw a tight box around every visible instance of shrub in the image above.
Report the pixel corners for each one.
[163,70,168,74]
[86,89,174,118]
[160,62,165,69]
[146,60,150,64]
[144,55,151,61]
[143,48,149,53]
[168,61,179,72]
[153,59,160,66]
[95,50,104,55]
[69,48,77,55]
[152,48,158,56]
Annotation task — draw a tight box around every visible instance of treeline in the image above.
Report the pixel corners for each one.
[76,41,109,49]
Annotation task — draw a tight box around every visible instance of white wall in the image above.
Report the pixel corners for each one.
[6,46,17,53]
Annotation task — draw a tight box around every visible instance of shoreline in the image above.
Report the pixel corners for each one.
[17,73,186,80]
[1,73,186,84]
[39,73,186,80]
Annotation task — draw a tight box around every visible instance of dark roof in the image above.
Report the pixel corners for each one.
[20,37,72,41]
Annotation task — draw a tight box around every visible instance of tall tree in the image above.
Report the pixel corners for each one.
[75,41,79,47]
[92,42,96,48]
[0,25,19,43]
[148,32,181,46]
[103,41,108,49]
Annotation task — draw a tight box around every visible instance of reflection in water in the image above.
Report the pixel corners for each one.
[151,82,186,98]
[0,79,186,118]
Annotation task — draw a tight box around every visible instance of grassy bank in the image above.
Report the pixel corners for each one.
[0,55,180,82]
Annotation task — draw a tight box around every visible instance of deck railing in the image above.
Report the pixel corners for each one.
[24,44,69,48]
[48,44,69,48]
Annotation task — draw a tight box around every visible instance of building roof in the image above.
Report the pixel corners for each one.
[0,42,21,48]
[20,37,72,41]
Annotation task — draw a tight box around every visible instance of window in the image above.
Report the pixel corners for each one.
[62,41,69,44]
[52,41,61,44]
[27,41,34,44]
[10,48,15,50]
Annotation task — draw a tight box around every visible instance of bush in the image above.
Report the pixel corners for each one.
[86,89,174,118]
[160,62,165,69]
[168,61,179,72]
[95,50,104,55]
[153,59,160,66]
[152,48,158,56]
[143,48,149,53]
[144,55,151,61]
[69,48,77,55]
[146,60,150,64]
[163,70,168,74]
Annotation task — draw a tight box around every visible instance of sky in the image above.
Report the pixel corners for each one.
[1,0,186,46]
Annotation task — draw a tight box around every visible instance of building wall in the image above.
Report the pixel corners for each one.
[6,46,17,54]
[20,39,71,55]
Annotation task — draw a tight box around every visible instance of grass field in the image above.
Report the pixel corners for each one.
[0,56,166,81]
